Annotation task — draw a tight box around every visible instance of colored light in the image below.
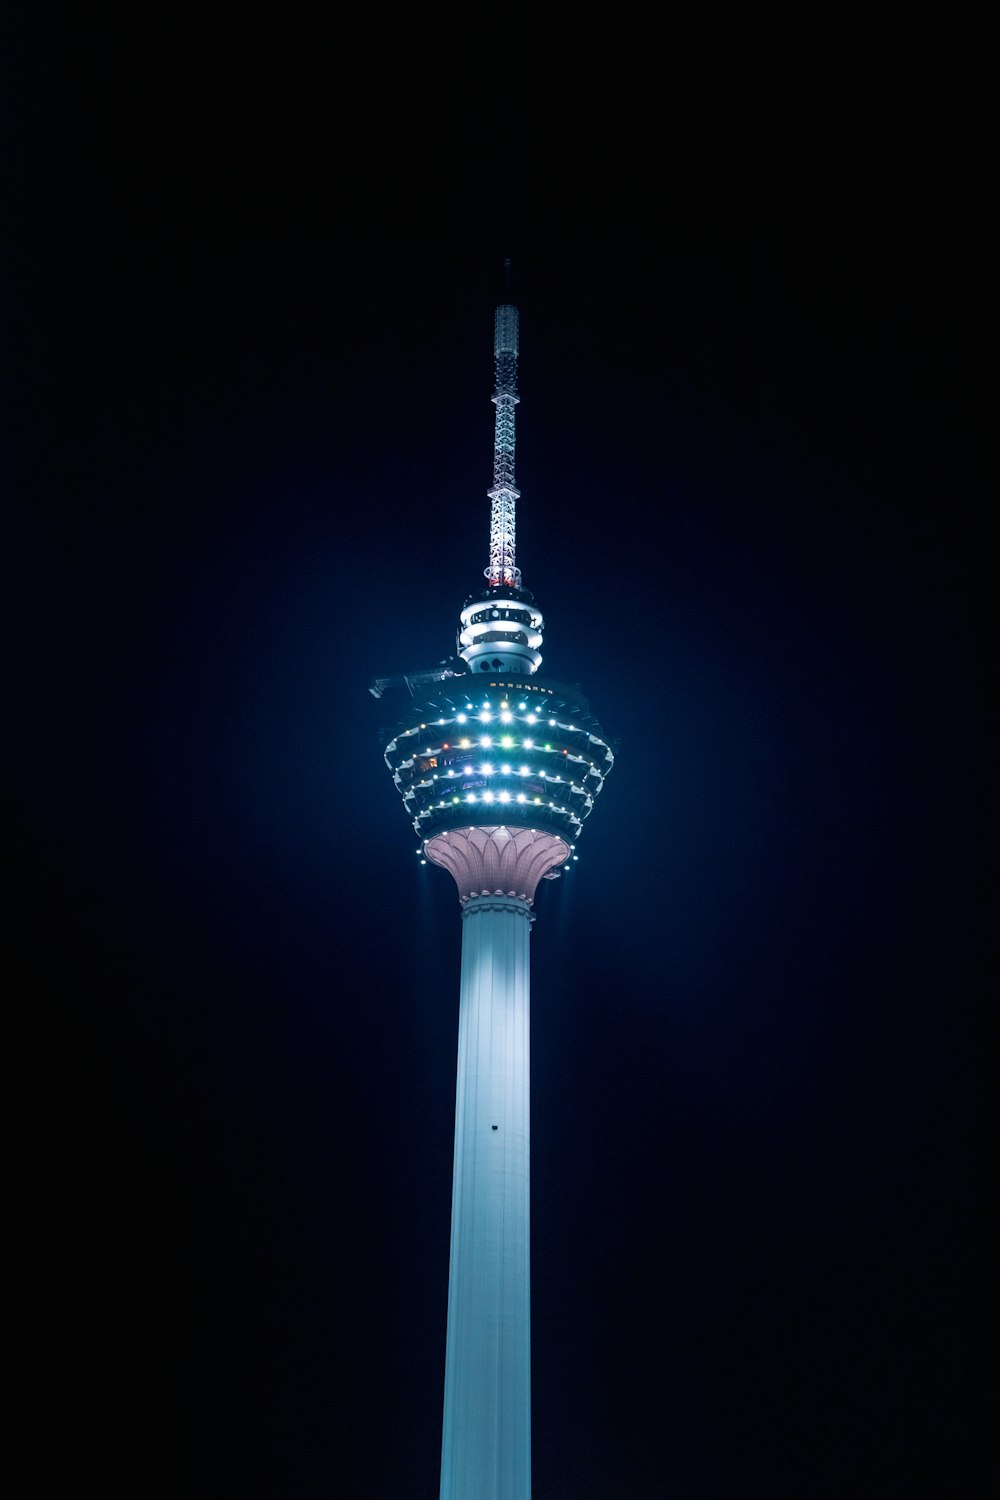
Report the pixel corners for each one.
[526,713,537,724]
[457,713,467,723]
[459,738,471,748]
[500,735,514,748]
[466,793,477,803]
[519,766,530,776]
[516,793,526,803]
[523,738,534,748]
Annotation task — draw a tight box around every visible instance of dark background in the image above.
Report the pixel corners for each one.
[5,16,990,1499]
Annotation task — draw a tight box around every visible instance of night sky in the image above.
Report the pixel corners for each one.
[6,23,989,1500]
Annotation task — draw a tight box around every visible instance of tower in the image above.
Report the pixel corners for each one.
[373,266,614,1499]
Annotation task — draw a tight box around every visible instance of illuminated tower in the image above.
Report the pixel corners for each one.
[372,265,614,1499]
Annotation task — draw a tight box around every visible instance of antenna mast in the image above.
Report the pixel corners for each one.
[486,259,521,589]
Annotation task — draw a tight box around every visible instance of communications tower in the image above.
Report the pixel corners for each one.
[372,264,615,1499]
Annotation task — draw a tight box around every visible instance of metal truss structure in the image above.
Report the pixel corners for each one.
[486,302,521,589]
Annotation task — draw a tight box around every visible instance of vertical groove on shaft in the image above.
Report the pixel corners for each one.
[440,896,532,1500]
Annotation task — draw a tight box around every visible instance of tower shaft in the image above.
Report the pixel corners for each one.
[440,894,532,1500]
[428,826,568,1499]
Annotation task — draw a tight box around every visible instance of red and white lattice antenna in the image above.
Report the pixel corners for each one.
[486,260,521,589]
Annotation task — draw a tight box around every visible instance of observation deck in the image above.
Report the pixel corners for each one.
[382,674,615,848]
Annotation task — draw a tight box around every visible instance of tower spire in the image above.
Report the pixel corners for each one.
[456,277,544,677]
[487,266,521,590]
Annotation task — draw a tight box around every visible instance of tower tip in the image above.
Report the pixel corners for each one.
[503,258,512,297]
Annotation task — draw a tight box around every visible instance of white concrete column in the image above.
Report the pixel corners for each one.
[426,827,568,1500]
[439,893,533,1500]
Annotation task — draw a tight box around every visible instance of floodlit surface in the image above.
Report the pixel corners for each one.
[439,894,532,1500]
